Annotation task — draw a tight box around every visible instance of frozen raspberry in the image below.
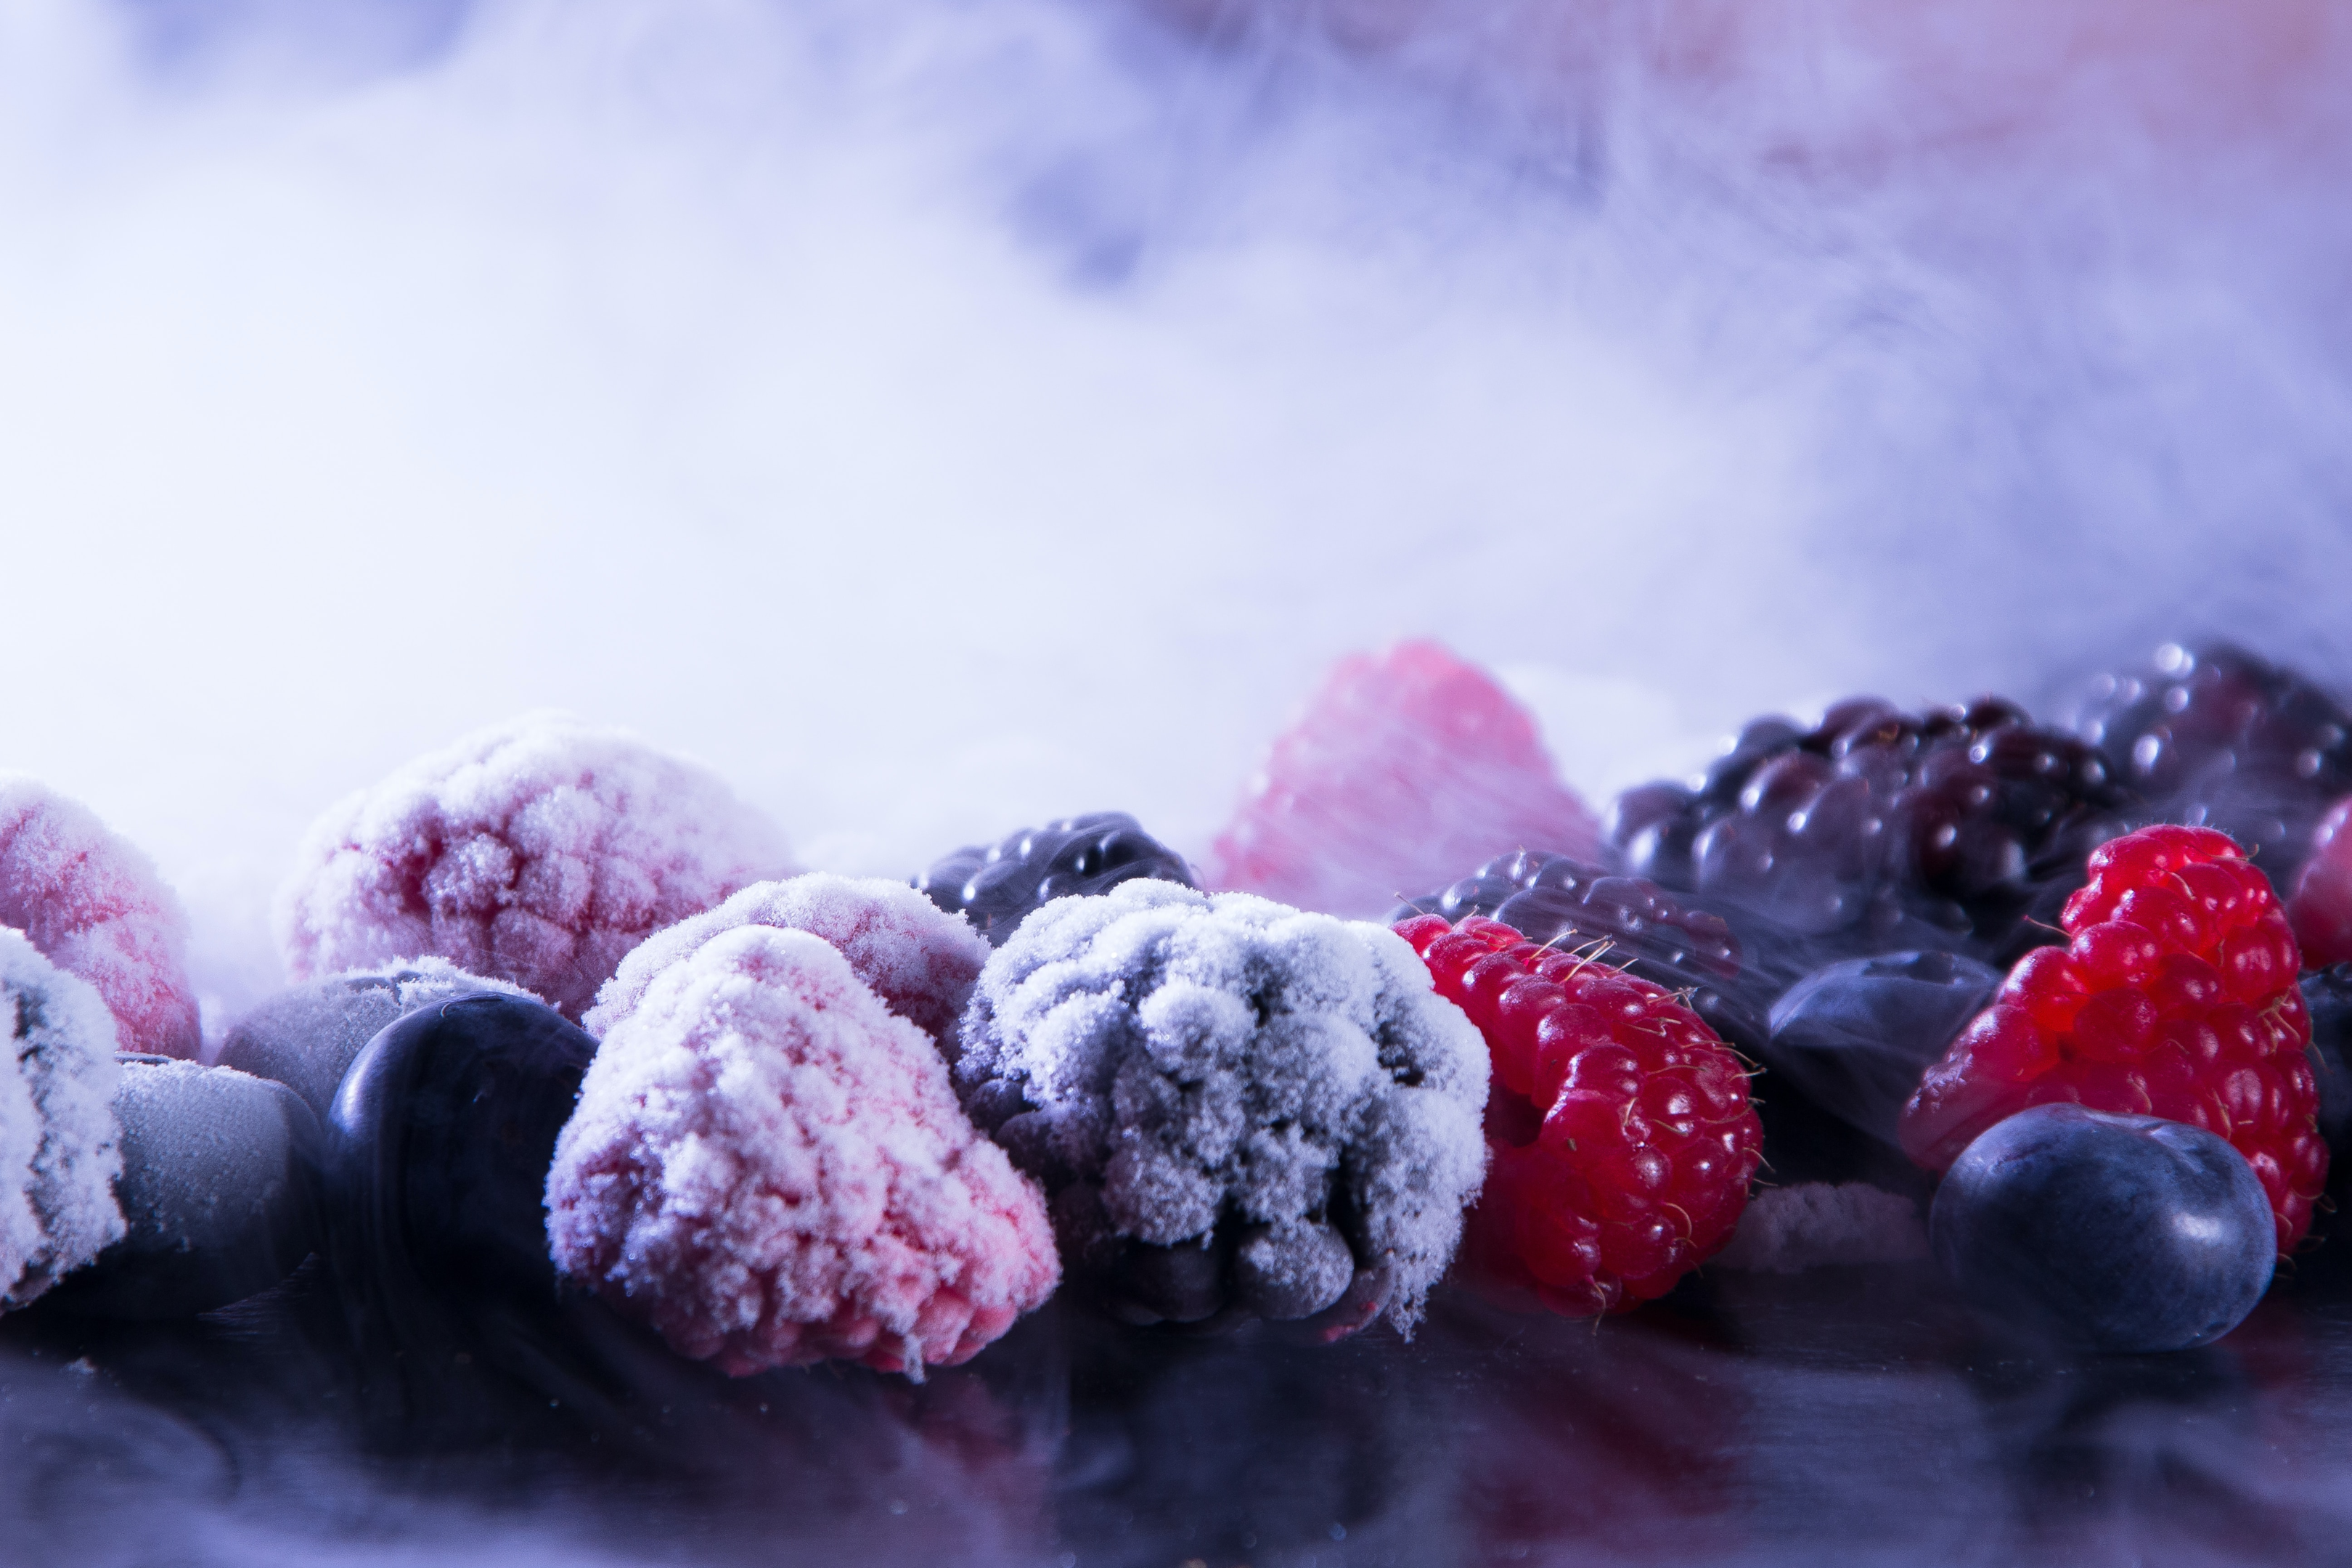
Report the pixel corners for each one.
[914,812,1193,949]
[1391,849,1758,1047]
[2287,796,2352,967]
[0,775,201,1059]
[1898,824,2327,1251]
[1397,912,1763,1317]
[1206,640,1602,918]
[957,881,1488,1337]
[586,873,988,1047]
[1613,697,2129,981]
[2073,642,2352,884]
[277,714,793,1021]
[0,930,124,1308]
[548,926,1058,1378]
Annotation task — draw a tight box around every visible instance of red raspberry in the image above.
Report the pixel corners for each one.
[2287,796,2352,966]
[1207,641,1601,918]
[1899,824,2326,1251]
[1397,912,1763,1316]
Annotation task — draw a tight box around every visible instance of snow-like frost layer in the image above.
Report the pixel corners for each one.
[217,958,532,1119]
[276,714,794,1021]
[1711,1182,1930,1274]
[0,929,126,1307]
[547,925,1057,1378]
[584,874,986,1047]
[957,879,1489,1331]
[0,776,201,1059]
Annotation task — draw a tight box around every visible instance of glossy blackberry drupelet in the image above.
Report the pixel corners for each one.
[1612,697,2132,986]
[2073,642,2352,886]
[323,993,599,1434]
[1390,849,1758,1048]
[1930,1103,2275,1352]
[41,1058,321,1319]
[915,812,1194,947]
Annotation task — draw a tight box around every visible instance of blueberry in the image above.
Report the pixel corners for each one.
[42,1058,321,1319]
[324,993,595,1304]
[915,812,1193,947]
[1765,951,2004,1144]
[1930,1104,2275,1352]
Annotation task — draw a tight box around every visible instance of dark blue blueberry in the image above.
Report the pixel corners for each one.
[44,1057,321,1319]
[325,992,595,1302]
[1930,1104,2275,1353]
[915,812,1193,947]
[1765,951,2004,1144]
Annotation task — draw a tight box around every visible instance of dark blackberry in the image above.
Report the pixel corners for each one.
[1611,695,2132,982]
[2073,641,2352,885]
[914,812,1194,947]
[1389,849,1761,1049]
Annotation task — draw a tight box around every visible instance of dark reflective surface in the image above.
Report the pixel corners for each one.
[12,1247,2352,1564]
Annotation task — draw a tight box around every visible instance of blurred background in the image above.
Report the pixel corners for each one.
[7,0,2350,1029]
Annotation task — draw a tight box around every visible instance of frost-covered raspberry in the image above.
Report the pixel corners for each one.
[1206,641,1602,918]
[277,715,793,1021]
[1612,696,2128,981]
[585,874,987,1047]
[547,926,1057,1378]
[1397,914,1762,1316]
[1899,825,2326,1251]
[0,775,200,1059]
[2074,641,2352,885]
[956,881,1487,1336]
[216,957,532,1119]
[0,930,125,1308]
[915,812,1193,949]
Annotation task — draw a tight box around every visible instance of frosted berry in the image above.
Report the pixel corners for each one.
[1612,696,2128,978]
[1899,824,2326,1252]
[915,813,1193,948]
[1207,640,1602,918]
[1397,912,1763,1316]
[2074,641,2352,885]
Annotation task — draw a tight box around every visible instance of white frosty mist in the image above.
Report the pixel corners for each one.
[4,0,2350,1032]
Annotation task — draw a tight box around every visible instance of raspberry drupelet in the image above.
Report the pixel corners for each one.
[1396,913,1763,1316]
[1899,824,2326,1252]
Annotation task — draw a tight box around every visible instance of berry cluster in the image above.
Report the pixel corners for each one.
[1397,913,1763,1315]
[2075,642,2352,885]
[1612,697,2130,980]
[1900,825,2324,1251]
[914,811,1194,947]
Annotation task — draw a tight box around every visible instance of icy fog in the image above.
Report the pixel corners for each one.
[4,0,2350,1042]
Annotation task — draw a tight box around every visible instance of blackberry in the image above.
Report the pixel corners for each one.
[1390,849,1760,1050]
[1612,695,2131,983]
[914,812,1194,947]
[2073,641,2352,886]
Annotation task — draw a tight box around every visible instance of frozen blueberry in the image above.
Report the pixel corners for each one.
[217,960,531,1120]
[915,812,1193,947]
[1765,952,2004,1144]
[42,1057,320,1319]
[1930,1104,2275,1353]
[324,992,595,1306]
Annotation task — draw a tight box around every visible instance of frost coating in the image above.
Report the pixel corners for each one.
[276,714,793,1021]
[0,929,126,1307]
[0,775,201,1059]
[216,958,532,1119]
[584,874,986,1047]
[547,926,1058,1378]
[957,880,1489,1332]
[1712,1183,1929,1274]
